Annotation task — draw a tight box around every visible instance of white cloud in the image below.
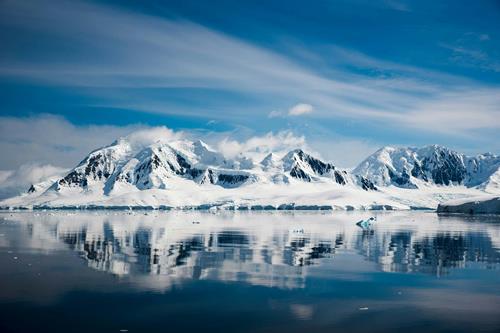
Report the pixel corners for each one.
[0,114,146,169]
[120,127,184,152]
[0,163,67,199]
[217,131,309,162]
[288,103,314,116]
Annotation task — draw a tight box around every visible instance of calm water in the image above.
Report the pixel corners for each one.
[0,211,499,333]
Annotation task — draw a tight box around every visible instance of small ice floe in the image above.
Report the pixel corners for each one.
[356,217,376,230]
[359,307,369,311]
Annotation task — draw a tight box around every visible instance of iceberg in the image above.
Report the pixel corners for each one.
[356,217,376,229]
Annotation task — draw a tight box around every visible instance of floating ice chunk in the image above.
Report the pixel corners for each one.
[356,217,376,229]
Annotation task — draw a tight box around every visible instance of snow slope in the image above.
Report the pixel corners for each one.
[1,135,499,211]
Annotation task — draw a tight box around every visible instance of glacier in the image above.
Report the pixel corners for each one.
[1,134,499,211]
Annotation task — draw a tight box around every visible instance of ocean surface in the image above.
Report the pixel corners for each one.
[0,211,499,333]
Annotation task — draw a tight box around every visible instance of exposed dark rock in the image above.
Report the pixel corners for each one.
[422,149,467,185]
[358,176,377,191]
[287,149,348,185]
[218,173,249,185]
[437,197,500,215]
[27,184,36,193]
[388,168,417,189]
[290,165,312,181]
[334,170,347,185]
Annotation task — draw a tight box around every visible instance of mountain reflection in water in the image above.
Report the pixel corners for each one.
[6,211,500,290]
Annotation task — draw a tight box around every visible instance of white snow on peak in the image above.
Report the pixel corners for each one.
[260,153,282,170]
[1,135,499,211]
[354,145,500,190]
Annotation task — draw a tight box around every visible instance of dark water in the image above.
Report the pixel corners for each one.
[0,211,499,333]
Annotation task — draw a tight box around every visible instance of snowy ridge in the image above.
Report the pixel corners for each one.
[1,137,499,211]
[354,145,500,190]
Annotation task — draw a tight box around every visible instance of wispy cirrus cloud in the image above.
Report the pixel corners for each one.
[440,43,500,73]
[439,31,500,73]
[0,0,499,137]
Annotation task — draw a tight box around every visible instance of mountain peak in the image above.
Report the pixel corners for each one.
[260,153,279,168]
[355,144,500,189]
[193,139,212,150]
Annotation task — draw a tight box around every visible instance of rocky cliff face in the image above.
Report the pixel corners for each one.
[281,149,348,185]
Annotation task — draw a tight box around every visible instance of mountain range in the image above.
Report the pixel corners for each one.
[1,135,499,210]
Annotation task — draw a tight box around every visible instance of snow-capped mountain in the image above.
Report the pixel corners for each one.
[354,145,500,190]
[258,149,375,190]
[17,135,371,200]
[1,138,498,210]
[52,138,257,193]
[260,149,347,185]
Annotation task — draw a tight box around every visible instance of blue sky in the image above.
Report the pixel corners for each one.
[0,0,499,170]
